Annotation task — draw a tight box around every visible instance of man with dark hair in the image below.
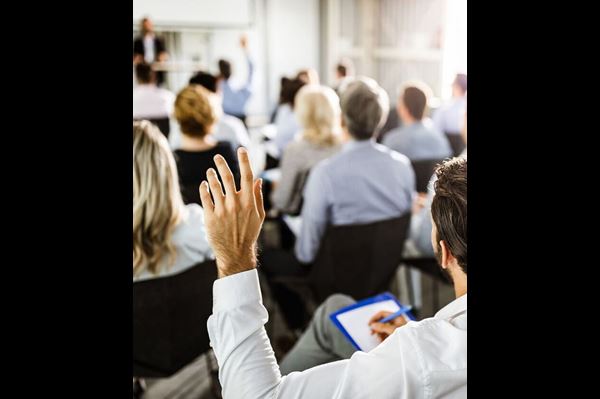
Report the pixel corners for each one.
[132,63,175,136]
[200,149,467,398]
[133,17,168,86]
[134,62,153,84]
[189,70,218,92]
[383,81,452,161]
[217,35,254,125]
[184,71,250,149]
[218,60,232,80]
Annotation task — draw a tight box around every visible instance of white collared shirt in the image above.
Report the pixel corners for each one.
[208,269,467,399]
[132,84,175,119]
[143,34,155,63]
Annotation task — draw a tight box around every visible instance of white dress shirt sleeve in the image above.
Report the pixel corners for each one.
[207,269,430,399]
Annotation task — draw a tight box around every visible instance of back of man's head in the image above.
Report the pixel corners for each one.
[218,59,232,80]
[189,71,218,93]
[135,62,154,84]
[431,157,467,274]
[340,77,389,140]
[399,82,430,121]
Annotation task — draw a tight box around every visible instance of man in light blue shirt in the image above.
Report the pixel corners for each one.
[259,77,416,331]
[296,77,415,263]
[382,82,452,161]
[432,74,467,136]
[218,36,254,124]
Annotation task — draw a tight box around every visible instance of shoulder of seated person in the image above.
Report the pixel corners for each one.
[376,143,411,164]
[382,127,404,142]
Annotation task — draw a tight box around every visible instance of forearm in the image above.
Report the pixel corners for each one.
[208,270,282,398]
[246,54,254,88]
[208,270,347,399]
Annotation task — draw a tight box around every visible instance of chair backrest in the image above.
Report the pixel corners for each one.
[309,213,411,302]
[149,117,171,138]
[133,117,170,139]
[285,169,311,216]
[133,260,217,378]
[411,159,443,193]
[445,132,465,157]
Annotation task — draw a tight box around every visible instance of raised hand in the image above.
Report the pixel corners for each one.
[199,147,266,278]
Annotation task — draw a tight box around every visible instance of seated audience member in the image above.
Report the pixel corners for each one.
[200,149,467,398]
[270,77,307,160]
[382,82,452,161]
[173,85,239,206]
[261,77,415,330]
[217,35,254,125]
[133,120,212,282]
[272,85,342,214]
[406,107,467,258]
[188,70,250,149]
[297,77,415,263]
[133,63,175,137]
[279,157,467,375]
[433,73,467,137]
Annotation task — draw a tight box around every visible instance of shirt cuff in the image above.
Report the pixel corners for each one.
[212,269,262,313]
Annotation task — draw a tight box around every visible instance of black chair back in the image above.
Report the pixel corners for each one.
[309,213,411,302]
[445,132,465,157]
[133,260,217,377]
[411,159,443,193]
[133,117,170,139]
[286,169,311,216]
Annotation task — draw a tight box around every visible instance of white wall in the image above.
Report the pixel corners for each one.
[265,0,320,113]
[134,0,320,119]
[133,0,251,27]
[441,0,467,99]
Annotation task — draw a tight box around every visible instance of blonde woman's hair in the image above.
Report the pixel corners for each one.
[295,85,341,147]
[174,84,220,138]
[133,120,184,277]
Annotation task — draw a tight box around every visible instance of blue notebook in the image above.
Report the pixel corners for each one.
[329,292,415,352]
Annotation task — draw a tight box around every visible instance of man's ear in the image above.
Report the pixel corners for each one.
[439,240,450,269]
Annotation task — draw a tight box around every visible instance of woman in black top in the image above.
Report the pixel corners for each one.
[174,84,240,205]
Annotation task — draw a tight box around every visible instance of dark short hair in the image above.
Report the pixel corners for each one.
[336,58,354,77]
[189,71,218,93]
[431,157,467,274]
[135,62,154,84]
[279,77,307,108]
[218,59,232,80]
[401,85,428,120]
[453,73,467,93]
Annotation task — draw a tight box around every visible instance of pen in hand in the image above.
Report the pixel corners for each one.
[378,306,413,323]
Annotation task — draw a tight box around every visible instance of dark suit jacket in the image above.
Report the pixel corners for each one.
[133,35,167,85]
